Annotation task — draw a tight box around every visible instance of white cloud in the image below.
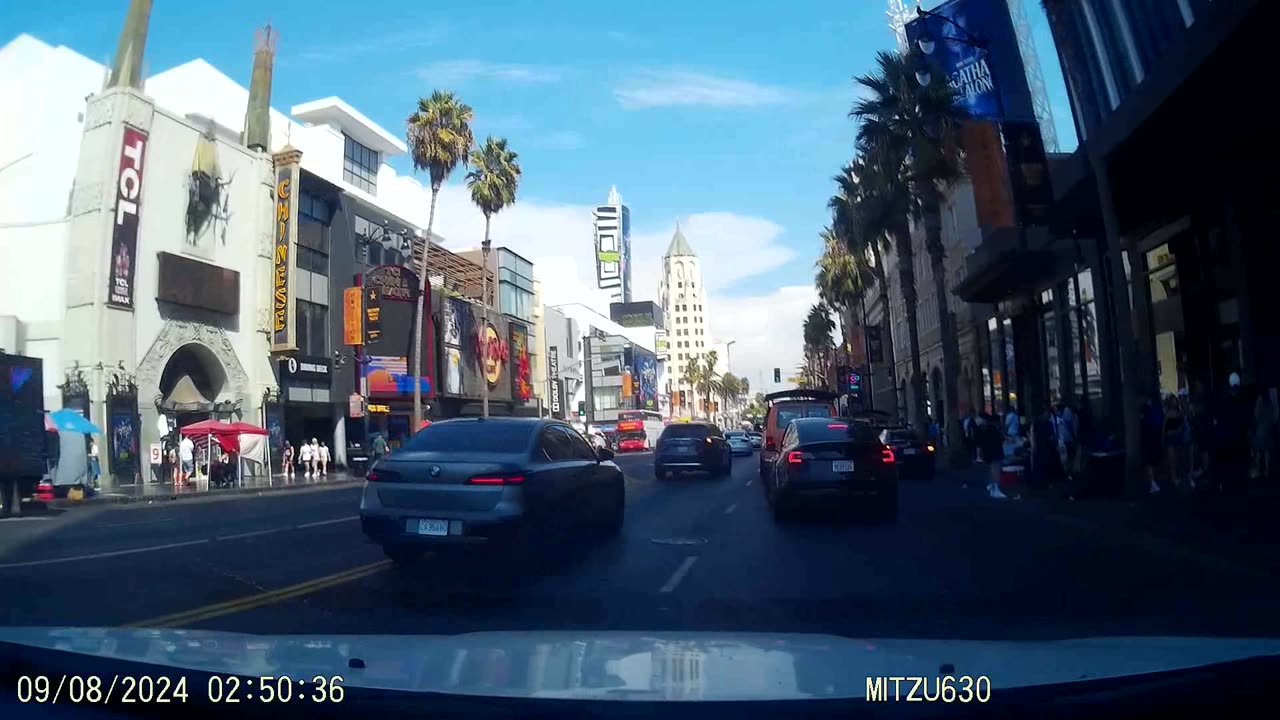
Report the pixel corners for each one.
[626,214,794,298]
[417,60,563,86]
[614,69,797,109]
[708,286,819,396]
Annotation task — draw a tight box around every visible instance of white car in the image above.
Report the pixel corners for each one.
[725,431,755,456]
[747,432,764,449]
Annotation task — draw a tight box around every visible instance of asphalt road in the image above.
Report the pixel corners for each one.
[2,452,1279,640]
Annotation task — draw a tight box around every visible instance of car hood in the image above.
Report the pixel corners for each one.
[1,628,1278,701]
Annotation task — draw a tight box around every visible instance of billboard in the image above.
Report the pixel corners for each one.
[361,266,431,398]
[435,292,512,402]
[548,345,564,419]
[904,0,1051,226]
[509,322,532,403]
[271,160,300,352]
[342,287,363,345]
[632,349,658,410]
[620,205,632,303]
[903,0,1036,124]
[610,301,664,329]
[107,126,147,310]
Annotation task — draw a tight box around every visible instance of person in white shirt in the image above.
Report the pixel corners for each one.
[318,441,330,476]
[179,435,195,483]
[309,438,321,477]
[88,438,101,488]
[299,441,314,478]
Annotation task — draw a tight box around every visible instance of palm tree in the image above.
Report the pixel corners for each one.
[465,136,522,417]
[406,90,475,428]
[854,49,969,454]
[802,303,836,389]
[830,159,898,416]
[815,225,873,366]
[852,54,928,428]
[680,360,703,419]
[698,351,722,419]
[720,373,740,421]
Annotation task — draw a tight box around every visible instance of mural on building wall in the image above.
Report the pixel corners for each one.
[479,323,507,390]
[634,351,658,410]
[509,323,532,403]
[185,127,234,249]
[436,293,513,402]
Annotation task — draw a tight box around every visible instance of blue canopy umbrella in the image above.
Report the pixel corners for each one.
[49,408,103,435]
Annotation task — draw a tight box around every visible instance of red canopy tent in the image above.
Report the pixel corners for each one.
[178,420,271,485]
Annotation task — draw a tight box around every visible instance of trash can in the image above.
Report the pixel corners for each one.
[1083,450,1125,498]
[347,444,370,478]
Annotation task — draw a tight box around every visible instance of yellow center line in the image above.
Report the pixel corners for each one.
[121,559,393,629]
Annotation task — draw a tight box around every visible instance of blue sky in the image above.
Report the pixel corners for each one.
[4,0,1077,389]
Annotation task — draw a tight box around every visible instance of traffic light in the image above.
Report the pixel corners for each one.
[577,400,586,418]
[773,368,781,383]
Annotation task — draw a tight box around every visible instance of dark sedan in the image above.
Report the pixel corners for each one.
[764,417,898,522]
[654,422,732,479]
[360,417,625,564]
[878,426,936,480]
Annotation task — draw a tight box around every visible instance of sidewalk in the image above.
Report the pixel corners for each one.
[942,461,1280,575]
[45,470,364,508]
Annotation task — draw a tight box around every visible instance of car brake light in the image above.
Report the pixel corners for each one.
[827,423,847,429]
[468,474,524,485]
[881,446,896,464]
[786,451,806,464]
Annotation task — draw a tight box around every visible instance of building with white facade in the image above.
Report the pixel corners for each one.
[0,22,523,482]
[548,303,657,428]
[658,224,714,420]
[591,186,632,304]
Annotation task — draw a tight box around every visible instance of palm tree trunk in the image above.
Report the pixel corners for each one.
[869,241,899,420]
[480,213,492,417]
[412,186,441,429]
[923,194,963,463]
[895,229,925,429]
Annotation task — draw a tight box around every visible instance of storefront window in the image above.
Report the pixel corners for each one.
[987,318,1002,411]
[1041,289,1060,402]
[1145,243,1185,396]
[1002,318,1016,411]
[1067,307,1081,396]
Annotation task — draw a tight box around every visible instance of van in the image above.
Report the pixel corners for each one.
[758,389,838,479]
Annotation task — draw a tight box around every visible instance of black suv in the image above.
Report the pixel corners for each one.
[654,422,732,479]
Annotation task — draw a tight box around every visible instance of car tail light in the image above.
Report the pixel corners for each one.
[881,446,896,464]
[786,451,808,464]
[827,423,847,429]
[468,474,525,485]
[366,469,400,482]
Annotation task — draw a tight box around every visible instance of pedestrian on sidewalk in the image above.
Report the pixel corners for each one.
[980,413,1008,499]
[1054,398,1078,478]
[318,441,330,477]
[88,437,101,489]
[963,408,978,464]
[1163,393,1190,491]
[179,434,195,486]
[1211,373,1251,495]
[282,443,294,478]
[372,433,388,461]
[300,440,314,479]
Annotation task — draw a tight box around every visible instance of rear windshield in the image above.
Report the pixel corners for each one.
[661,424,710,440]
[775,403,832,428]
[799,420,880,444]
[725,431,746,438]
[399,420,534,453]
[884,430,915,443]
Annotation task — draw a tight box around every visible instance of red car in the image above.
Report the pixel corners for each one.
[617,435,648,453]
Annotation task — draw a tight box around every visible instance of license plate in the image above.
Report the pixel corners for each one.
[832,461,855,473]
[673,446,694,455]
[904,449,918,455]
[409,518,448,536]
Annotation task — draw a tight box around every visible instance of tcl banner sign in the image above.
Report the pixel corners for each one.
[107,126,147,309]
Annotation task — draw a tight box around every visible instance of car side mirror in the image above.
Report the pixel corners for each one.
[597,448,615,462]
